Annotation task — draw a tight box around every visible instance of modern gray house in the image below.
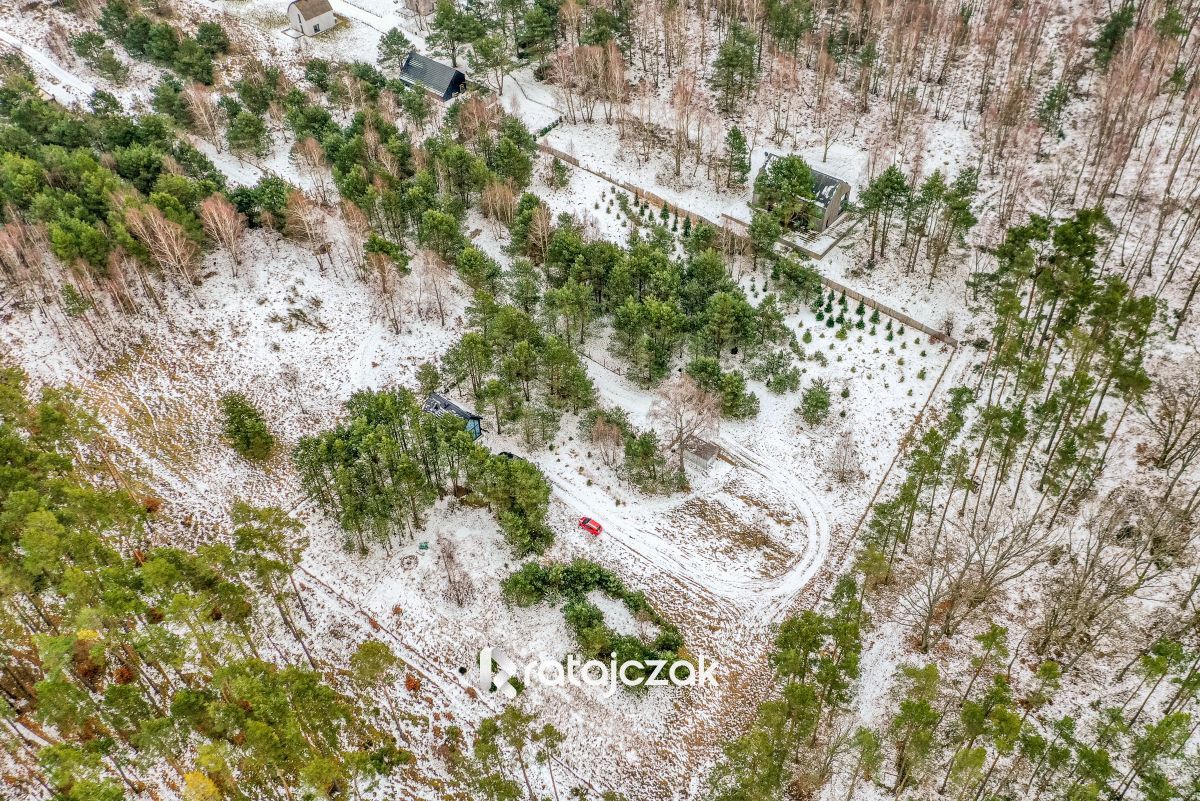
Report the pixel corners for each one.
[287,0,336,36]
[398,51,467,101]
[809,168,851,233]
[758,153,851,234]
[422,392,483,439]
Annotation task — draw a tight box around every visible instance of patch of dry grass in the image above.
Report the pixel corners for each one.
[670,497,793,576]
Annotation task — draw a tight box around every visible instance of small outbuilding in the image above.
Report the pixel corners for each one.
[422,392,483,439]
[287,0,336,36]
[683,436,722,475]
[398,51,467,101]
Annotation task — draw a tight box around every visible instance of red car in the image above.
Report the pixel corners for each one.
[578,517,603,536]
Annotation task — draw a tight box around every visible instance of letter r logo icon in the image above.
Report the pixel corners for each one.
[478,646,518,699]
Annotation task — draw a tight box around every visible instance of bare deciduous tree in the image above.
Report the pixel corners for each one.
[481,181,517,228]
[1138,367,1200,473]
[368,252,404,334]
[831,429,862,484]
[198,194,246,274]
[0,219,47,301]
[650,374,720,474]
[283,192,328,272]
[591,417,624,467]
[184,83,223,146]
[293,137,331,206]
[341,200,370,276]
[457,96,499,144]
[902,510,1046,651]
[122,203,199,286]
[1035,491,1170,666]
[526,204,553,264]
[419,262,447,327]
[938,515,1046,639]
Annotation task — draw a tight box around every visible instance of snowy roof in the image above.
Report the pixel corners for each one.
[288,0,333,19]
[762,153,850,208]
[399,52,465,98]
[422,392,481,422]
[684,436,721,462]
[811,169,848,207]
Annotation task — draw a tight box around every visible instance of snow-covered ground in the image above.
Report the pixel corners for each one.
[7,0,1194,796]
[0,6,968,794]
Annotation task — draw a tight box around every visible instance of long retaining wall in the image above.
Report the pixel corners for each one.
[537,142,958,347]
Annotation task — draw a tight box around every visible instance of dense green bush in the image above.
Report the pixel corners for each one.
[501,559,688,691]
[0,78,222,287]
[799,378,832,426]
[295,388,555,555]
[71,31,130,83]
[688,357,760,418]
[98,0,228,84]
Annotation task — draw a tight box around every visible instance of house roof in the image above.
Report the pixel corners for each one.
[422,392,481,422]
[399,51,464,98]
[811,169,847,207]
[289,0,333,19]
[811,170,849,206]
[761,152,850,208]
[684,435,721,462]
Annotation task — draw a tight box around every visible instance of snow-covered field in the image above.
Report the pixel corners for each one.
[0,2,979,794]
[4,0,1198,797]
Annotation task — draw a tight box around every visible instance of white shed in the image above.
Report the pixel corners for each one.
[683,436,722,475]
[287,0,336,36]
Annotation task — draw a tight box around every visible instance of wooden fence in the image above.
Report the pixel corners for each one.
[816,276,956,346]
[537,143,958,347]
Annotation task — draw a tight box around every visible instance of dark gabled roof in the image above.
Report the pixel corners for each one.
[684,435,721,462]
[399,51,465,98]
[811,169,848,207]
[761,152,850,208]
[289,0,333,19]
[422,392,481,422]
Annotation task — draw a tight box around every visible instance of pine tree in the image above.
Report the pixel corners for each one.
[754,154,818,231]
[227,111,269,158]
[724,127,751,188]
[219,391,275,461]
[427,0,484,67]
[799,379,832,426]
[378,27,413,71]
[711,23,758,114]
[748,209,782,268]
[471,34,515,94]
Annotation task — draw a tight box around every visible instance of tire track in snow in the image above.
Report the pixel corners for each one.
[0,31,95,105]
[568,355,835,632]
[717,437,832,623]
[546,473,737,619]
[546,435,832,629]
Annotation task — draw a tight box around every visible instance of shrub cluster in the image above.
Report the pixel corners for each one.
[99,0,229,84]
[501,559,688,691]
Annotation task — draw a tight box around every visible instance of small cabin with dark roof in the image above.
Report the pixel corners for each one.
[809,168,851,233]
[759,153,851,234]
[287,0,335,36]
[422,392,483,439]
[683,435,722,475]
[398,51,467,101]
